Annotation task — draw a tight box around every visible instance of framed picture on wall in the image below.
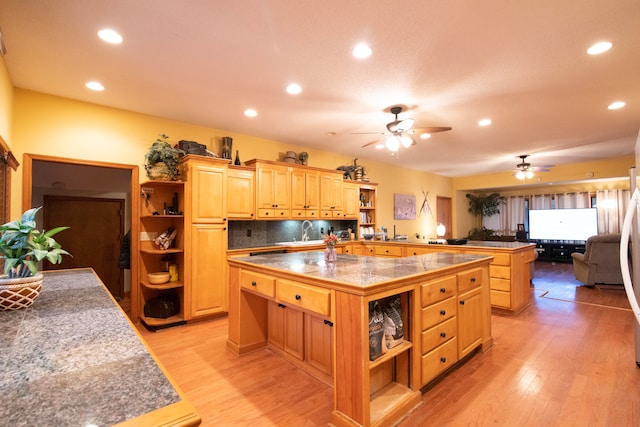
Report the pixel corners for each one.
[394,193,416,220]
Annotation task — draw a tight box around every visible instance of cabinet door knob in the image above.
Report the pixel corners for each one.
[323,319,334,327]
[251,281,257,287]
[470,277,476,282]
[223,217,227,221]
[440,310,446,316]
[440,332,446,338]
[460,300,465,305]
[278,303,286,308]
[223,227,227,231]
[295,294,301,300]
[440,287,446,293]
[440,357,447,363]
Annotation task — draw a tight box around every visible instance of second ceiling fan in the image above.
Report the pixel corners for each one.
[358,106,452,151]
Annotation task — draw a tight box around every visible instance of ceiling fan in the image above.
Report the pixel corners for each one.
[357,106,452,152]
[514,155,552,180]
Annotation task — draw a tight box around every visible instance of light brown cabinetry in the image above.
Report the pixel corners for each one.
[184,156,229,320]
[291,168,320,219]
[250,161,291,219]
[320,172,344,218]
[227,166,255,219]
[137,180,186,329]
[342,181,360,220]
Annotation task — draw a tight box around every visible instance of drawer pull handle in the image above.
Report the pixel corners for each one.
[440,357,447,363]
[251,281,257,287]
[295,294,301,300]
[440,310,446,316]
[278,303,286,308]
[471,277,476,282]
[440,332,446,338]
[440,287,446,293]
[460,300,465,305]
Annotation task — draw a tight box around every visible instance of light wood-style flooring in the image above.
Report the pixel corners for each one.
[137,262,640,427]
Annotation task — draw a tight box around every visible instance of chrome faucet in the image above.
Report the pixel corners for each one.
[301,220,313,242]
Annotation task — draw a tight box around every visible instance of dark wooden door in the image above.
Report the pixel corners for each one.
[436,196,453,239]
[43,196,125,298]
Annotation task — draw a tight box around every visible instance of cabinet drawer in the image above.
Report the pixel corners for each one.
[374,245,403,257]
[240,270,276,298]
[490,265,511,280]
[421,316,457,353]
[523,249,536,263]
[277,279,331,317]
[457,268,483,292]
[421,275,456,307]
[490,289,511,308]
[490,277,511,292]
[291,209,306,218]
[421,297,456,330]
[421,337,458,385]
[491,253,511,266]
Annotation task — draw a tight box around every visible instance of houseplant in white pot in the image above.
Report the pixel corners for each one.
[0,206,71,310]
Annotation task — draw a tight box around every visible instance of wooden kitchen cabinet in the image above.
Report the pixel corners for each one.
[342,181,360,220]
[248,160,291,219]
[227,166,255,219]
[268,301,304,360]
[320,171,344,218]
[183,156,230,321]
[291,168,320,219]
[305,313,333,377]
[188,223,228,319]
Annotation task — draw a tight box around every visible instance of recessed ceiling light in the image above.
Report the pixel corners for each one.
[420,133,431,140]
[587,41,612,55]
[98,29,123,44]
[85,81,104,91]
[286,83,302,95]
[352,43,372,59]
[244,109,257,117]
[478,118,492,126]
[608,101,626,110]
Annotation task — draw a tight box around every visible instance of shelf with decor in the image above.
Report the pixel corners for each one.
[358,183,377,237]
[137,180,186,330]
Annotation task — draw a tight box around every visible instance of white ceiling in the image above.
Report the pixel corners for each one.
[1,1,639,178]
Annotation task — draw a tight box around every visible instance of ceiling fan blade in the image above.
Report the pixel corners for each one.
[351,131,385,135]
[412,126,452,133]
[361,140,381,148]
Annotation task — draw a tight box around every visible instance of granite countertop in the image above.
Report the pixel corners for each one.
[231,251,492,289]
[0,269,182,427]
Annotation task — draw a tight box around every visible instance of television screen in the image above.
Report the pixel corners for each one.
[529,208,598,242]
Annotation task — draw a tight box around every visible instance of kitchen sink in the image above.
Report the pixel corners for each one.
[274,240,325,246]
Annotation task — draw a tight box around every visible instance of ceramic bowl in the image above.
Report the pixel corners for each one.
[148,271,170,284]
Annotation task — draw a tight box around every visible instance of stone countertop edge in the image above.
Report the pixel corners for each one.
[228,251,493,294]
[0,268,190,427]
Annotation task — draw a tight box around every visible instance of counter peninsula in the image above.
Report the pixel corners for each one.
[227,251,493,427]
[0,269,200,427]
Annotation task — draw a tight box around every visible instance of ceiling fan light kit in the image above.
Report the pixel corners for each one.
[359,105,452,152]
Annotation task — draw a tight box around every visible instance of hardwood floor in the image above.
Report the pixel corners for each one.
[137,261,639,426]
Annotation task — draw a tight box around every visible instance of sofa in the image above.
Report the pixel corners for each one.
[571,234,624,286]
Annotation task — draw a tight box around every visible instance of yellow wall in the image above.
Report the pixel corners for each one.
[0,55,13,144]
[11,89,451,235]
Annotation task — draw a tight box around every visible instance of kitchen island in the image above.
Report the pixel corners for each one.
[0,268,200,427]
[227,251,493,427]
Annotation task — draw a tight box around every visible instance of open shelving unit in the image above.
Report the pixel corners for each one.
[138,180,187,329]
[358,183,377,237]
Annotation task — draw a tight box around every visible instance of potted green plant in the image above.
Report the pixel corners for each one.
[0,206,71,310]
[144,134,185,181]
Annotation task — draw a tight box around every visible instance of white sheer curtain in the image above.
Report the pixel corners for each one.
[530,194,552,209]
[556,192,590,208]
[596,189,630,233]
[482,196,525,236]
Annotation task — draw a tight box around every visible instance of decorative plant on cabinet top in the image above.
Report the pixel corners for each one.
[144,134,185,181]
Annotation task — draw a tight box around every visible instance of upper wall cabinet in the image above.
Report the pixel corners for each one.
[319,172,344,218]
[342,181,360,220]
[184,156,228,223]
[227,166,255,219]
[247,160,291,220]
[291,168,320,219]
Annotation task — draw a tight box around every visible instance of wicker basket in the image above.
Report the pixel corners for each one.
[0,273,43,311]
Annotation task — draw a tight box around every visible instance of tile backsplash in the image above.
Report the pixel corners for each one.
[228,219,357,249]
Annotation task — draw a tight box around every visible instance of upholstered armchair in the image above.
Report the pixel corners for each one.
[571,234,624,286]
